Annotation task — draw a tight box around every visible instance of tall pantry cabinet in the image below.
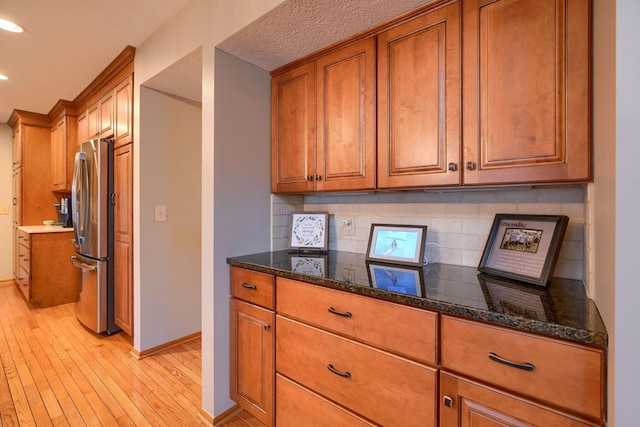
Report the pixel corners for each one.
[8,111,58,285]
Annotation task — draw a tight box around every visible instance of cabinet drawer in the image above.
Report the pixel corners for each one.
[276,374,375,427]
[16,267,30,300]
[276,316,437,427]
[18,243,31,274]
[230,266,275,310]
[441,316,605,421]
[276,277,437,364]
[17,229,30,249]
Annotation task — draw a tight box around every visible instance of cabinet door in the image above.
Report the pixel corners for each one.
[462,0,591,185]
[316,38,376,192]
[440,372,597,427]
[12,126,21,169]
[12,169,21,226]
[377,1,461,189]
[230,298,275,427]
[271,62,316,193]
[114,75,133,147]
[99,91,114,138]
[87,103,100,139]
[114,144,133,336]
[50,118,66,191]
[77,110,88,145]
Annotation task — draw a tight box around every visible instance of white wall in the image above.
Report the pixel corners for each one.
[614,1,640,425]
[213,47,272,415]
[0,123,12,280]
[138,86,202,349]
[133,0,285,418]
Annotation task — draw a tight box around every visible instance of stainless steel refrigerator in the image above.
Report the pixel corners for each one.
[70,138,120,334]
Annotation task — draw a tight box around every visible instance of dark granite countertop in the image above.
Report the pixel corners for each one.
[227,250,608,348]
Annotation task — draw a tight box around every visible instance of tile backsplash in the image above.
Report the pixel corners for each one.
[272,186,587,282]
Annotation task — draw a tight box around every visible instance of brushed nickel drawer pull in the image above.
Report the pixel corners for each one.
[328,307,352,318]
[327,364,351,379]
[241,282,257,290]
[488,352,535,372]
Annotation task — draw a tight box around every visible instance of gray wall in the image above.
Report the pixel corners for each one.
[212,47,273,414]
[138,86,202,349]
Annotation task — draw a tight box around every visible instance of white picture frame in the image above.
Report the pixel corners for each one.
[289,211,329,251]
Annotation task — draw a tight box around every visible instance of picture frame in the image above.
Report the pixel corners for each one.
[365,224,427,267]
[290,255,327,278]
[478,214,569,287]
[289,211,329,252]
[367,262,425,297]
[477,273,556,322]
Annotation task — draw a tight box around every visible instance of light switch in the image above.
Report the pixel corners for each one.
[0,205,9,215]
[154,205,167,222]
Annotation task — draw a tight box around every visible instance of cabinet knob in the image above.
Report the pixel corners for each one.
[448,162,458,172]
[466,161,476,170]
[315,175,322,181]
[443,396,453,408]
[264,324,270,331]
[306,175,313,181]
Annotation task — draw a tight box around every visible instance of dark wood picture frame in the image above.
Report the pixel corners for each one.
[478,214,569,287]
[366,224,427,267]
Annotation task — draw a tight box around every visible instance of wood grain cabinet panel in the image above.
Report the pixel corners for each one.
[276,277,437,364]
[462,0,591,185]
[230,298,275,427]
[271,38,376,193]
[113,143,133,335]
[114,75,133,147]
[377,0,461,188]
[441,316,605,421]
[276,316,437,427]
[271,62,316,193]
[275,374,376,427]
[316,38,376,192]
[439,372,598,427]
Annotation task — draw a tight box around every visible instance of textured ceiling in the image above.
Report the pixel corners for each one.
[218,0,436,72]
[144,47,203,104]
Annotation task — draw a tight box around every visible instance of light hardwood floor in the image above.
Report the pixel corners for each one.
[0,282,207,426]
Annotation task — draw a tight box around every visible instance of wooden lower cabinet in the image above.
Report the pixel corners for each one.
[230,268,606,426]
[276,316,437,427]
[16,229,81,307]
[439,372,597,427]
[275,374,375,427]
[230,297,275,427]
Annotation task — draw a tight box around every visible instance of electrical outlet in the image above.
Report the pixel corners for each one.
[154,205,167,222]
[341,216,355,237]
[0,205,8,215]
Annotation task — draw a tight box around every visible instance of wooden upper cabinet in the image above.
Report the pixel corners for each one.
[12,126,22,169]
[316,38,376,192]
[77,110,88,145]
[377,0,461,189]
[271,62,316,193]
[99,91,114,137]
[87,102,100,139]
[49,103,78,192]
[50,119,66,191]
[462,0,591,185]
[114,75,133,147]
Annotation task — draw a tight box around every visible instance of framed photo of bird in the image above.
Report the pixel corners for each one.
[365,224,427,267]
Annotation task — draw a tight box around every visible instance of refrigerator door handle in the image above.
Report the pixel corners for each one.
[70,256,97,271]
[71,152,89,246]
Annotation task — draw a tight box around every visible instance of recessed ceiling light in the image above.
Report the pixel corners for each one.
[0,74,8,80]
[0,18,23,33]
